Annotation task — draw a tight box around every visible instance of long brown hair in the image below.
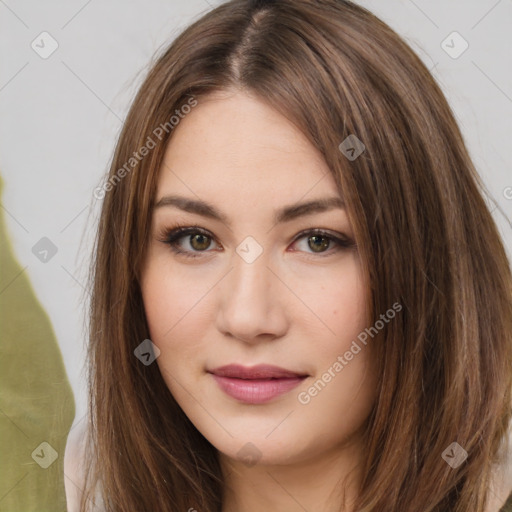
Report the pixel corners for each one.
[81,0,512,510]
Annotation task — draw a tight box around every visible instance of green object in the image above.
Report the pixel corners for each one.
[0,173,76,511]
[501,491,512,512]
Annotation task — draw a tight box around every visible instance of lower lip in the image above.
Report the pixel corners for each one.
[211,374,306,404]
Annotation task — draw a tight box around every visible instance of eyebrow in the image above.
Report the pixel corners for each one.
[153,194,345,226]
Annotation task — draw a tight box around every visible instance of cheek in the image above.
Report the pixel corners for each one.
[294,256,373,396]
[141,255,207,339]
[140,259,214,371]
[300,255,367,349]
[140,262,213,399]
[295,270,375,428]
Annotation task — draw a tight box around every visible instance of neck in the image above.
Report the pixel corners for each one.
[220,437,364,512]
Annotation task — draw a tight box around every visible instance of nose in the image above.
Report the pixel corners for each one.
[216,249,289,345]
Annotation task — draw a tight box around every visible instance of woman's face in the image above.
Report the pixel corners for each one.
[140,89,377,467]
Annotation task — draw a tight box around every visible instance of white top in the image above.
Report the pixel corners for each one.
[64,418,105,512]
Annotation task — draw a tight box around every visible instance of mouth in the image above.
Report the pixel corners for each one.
[207,364,308,404]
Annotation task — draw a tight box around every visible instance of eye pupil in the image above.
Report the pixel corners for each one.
[308,235,329,252]
[190,234,211,251]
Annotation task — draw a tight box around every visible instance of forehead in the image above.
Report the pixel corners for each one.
[155,90,339,203]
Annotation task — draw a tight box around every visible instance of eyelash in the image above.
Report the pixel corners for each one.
[156,223,356,260]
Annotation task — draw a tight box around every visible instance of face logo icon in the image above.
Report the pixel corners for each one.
[237,442,262,467]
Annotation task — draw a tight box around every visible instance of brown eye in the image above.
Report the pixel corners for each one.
[307,234,331,253]
[159,225,355,260]
[189,233,212,251]
[158,226,219,259]
[291,229,355,256]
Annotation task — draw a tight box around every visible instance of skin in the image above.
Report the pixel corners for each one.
[140,89,379,512]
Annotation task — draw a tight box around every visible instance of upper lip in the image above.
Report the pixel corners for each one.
[208,364,308,380]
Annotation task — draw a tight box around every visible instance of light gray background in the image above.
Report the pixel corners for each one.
[1,0,511,432]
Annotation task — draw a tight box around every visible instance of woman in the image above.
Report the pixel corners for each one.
[72,0,512,510]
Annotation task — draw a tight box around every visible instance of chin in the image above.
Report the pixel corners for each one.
[205,428,317,468]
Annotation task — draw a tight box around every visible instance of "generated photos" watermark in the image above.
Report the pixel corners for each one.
[94,97,198,200]
[298,301,402,405]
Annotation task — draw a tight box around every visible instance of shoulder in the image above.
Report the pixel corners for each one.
[64,419,105,512]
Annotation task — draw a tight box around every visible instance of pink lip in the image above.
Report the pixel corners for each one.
[208,364,308,404]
